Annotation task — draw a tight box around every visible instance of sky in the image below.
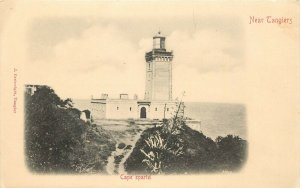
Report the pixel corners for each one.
[25,11,245,103]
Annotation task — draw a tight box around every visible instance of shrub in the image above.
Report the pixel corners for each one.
[215,135,247,171]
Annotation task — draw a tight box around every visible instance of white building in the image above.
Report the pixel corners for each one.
[91,32,178,119]
[25,84,38,95]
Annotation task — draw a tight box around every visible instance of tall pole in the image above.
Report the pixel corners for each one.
[163,103,166,119]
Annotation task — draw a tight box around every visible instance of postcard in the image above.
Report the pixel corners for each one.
[0,1,299,188]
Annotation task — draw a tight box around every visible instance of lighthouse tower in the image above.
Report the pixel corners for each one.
[144,31,174,101]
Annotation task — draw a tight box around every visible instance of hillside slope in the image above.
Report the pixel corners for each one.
[125,115,247,174]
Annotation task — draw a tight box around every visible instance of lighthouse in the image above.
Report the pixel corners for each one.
[91,31,177,119]
[144,31,174,101]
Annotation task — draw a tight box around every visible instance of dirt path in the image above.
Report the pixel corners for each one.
[94,119,157,175]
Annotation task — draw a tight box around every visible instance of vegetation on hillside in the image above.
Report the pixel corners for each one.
[124,101,247,174]
[25,86,116,173]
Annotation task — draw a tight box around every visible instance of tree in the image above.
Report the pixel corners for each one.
[25,86,86,172]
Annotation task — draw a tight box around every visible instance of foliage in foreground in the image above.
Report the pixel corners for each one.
[25,86,116,173]
[124,101,247,174]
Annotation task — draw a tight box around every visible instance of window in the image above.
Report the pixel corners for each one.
[153,38,160,49]
[130,107,132,111]
[155,107,157,111]
[167,108,169,111]
[117,106,119,110]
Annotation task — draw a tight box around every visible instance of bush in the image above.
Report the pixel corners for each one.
[118,143,126,149]
[215,135,247,171]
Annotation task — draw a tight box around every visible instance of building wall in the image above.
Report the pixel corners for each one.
[91,100,178,120]
[91,102,106,119]
[148,101,177,119]
[106,99,138,119]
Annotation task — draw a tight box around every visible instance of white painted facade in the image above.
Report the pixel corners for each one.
[91,98,177,120]
[91,32,177,120]
[146,101,177,119]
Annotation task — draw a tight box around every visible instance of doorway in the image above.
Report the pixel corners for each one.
[140,107,147,118]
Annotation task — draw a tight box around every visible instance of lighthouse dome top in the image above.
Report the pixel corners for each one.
[153,31,165,38]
